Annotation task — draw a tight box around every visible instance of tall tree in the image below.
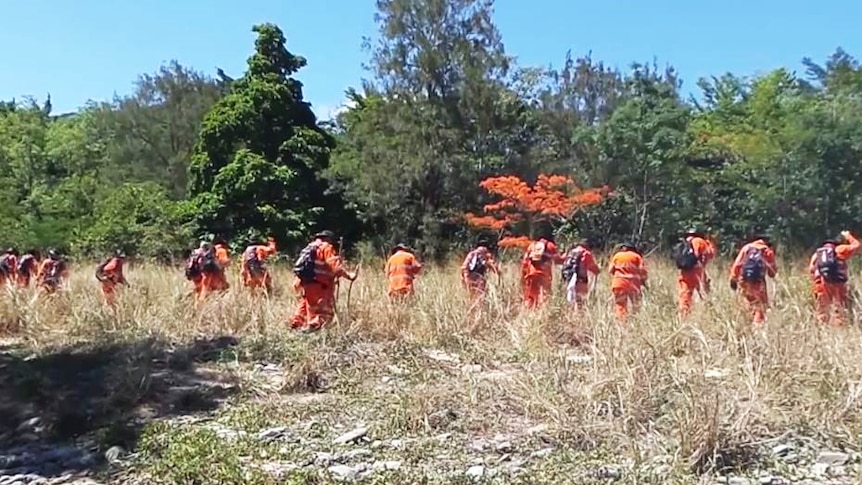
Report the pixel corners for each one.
[189,23,339,246]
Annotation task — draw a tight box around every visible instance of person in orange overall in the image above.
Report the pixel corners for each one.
[809,230,860,326]
[96,250,127,306]
[207,239,231,292]
[386,244,422,299]
[675,229,717,318]
[0,248,18,287]
[562,240,600,310]
[16,251,38,287]
[461,239,499,302]
[521,236,562,308]
[184,242,209,298]
[608,242,648,320]
[241,237,277,293]
[730,236,777,326]
[291,230,357,330]
[36,250,69,294]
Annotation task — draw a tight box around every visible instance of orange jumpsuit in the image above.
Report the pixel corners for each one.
[241,239,277,292]
[386,250,422,298]
[460,247,499,300]
[99,257,126,306]
[678,236,716,317]
[521,239,561,308]
[564,246,600,309]
[291,239,349,329]
[36,258,69,294]
[0,253,18,286]
[608,249,647,320]
[809,233,860,326]
[16,255,37,287]
[730,239,776,325]
[200,245,230,298]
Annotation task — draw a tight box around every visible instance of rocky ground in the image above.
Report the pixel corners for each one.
[2,333,862,484]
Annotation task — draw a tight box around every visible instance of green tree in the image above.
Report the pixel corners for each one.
[189,23,341,247]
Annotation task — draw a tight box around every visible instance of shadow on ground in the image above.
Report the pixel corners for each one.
[0,335,241,479]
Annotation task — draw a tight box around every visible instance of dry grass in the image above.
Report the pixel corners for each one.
[2,257,862,483]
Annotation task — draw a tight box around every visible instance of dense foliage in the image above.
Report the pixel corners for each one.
[3,2,862,259]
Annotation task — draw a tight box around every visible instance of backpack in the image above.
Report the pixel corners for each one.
[184,252,202,280]
[815,246,846,283]
[466,251,487,276]
[0,255,11,276]
[528,241,548,263]
[673,238,699,270]
[561,247,585,284]
[741,246,766,283]
[17,256,33,275]
[293,242,318,283]
[45,259,65,285]
[199,248,219,273]
[95,260,108,282]
[243,247,265,277]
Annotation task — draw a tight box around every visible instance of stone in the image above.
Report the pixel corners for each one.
[816,451,850,466]
[314,452,336,465]
[531,447,554,458]
[344,449,372,461]
[258,426,298,443]
[596,465,621,480]
[466,465,485,479]
[495,441,513,453]
[333,427,368,445]
[104,446,126,464]
[372,460,402,471]
[260,461,299,478]
[811,462,829,476]
[728,478,751,485]
[329,464,363,481]
[772,444,794,457]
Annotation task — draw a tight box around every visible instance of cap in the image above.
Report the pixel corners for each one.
[314,230,335,240]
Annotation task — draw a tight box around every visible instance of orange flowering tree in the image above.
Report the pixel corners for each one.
[464,174,608,249]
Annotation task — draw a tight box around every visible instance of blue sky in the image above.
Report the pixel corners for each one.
[2,0,860,118]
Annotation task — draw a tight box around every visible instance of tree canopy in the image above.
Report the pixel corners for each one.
[3,6,862,259]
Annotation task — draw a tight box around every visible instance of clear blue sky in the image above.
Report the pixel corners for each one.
[2,0,860,118]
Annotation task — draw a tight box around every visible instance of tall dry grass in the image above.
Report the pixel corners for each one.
[2,257,862,475]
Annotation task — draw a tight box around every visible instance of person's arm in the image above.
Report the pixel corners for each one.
[730,247,745,280]
[766,247,777,278]
[584,251,600,276]
[839,231,861,259]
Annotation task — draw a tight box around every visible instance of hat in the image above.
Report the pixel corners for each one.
[392,243,410,254]
[314,230,335,240]
[684,228,700,236]
[47,249,59,259]
[620,241,637,251]
[114,249,126,258]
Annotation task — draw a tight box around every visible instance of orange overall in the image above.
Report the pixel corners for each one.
[386,250,422,298]
[809,233,860,326]
[564,246,600,310]
[16,255,37,287]
[291,239,349,329]
[521,239,560,308]
[241,238,277,292]
[608,250,647,320]
[36,258,69,294]
[677,236,716,317]
[730,240,776,325]
[99,257,126,306]
[461,247,499,301]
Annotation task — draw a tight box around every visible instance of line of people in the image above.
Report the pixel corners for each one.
[381,228,862,327]
[0,249,69,293]
[2,227,856,327]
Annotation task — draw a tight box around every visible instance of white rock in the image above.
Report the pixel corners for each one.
[344,449,372,461]
[566,354,592,365]
[333,427,368,445]
[531,447,554,458]
[424,349,460,363]
[816,451,850,466]
[329,464,362,481]
[771,444,793,456]
[495,441,514,453]
[728,477,751,485]
[372,460,402,471]
[811,462,829,476]
[466,465,485,479]
[461,364,482,373]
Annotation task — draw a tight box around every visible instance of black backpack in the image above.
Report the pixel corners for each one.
[17,256,32,275]
[199,248,219,273]
[95,260,108,282]
[816,246,845,283]
[561,248,585,284]
[243,248,265,277]
[184,252,202,280]
[741,247,766,283]
[673,238,699,270]
[293,242,318,283]
[0,255,11,276]
[466,251,487,276]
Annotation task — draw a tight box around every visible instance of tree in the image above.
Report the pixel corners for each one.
[464,174,606,248]
[189,23,341,247]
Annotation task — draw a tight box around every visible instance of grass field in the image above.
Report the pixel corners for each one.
[1,258,862,484]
